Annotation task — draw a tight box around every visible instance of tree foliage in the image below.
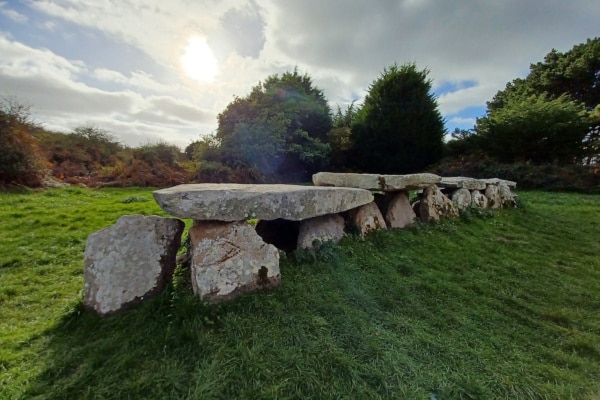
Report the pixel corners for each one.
[347,63,445,173]
[0,98,45,187]
[476,94,590,164]
[215,69,332,182]
[488,37,600,112]
[448,38,600,165]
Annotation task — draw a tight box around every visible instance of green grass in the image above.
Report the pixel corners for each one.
[1,188,599,399]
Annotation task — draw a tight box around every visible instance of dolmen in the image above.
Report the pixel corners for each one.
[83,175,517,315]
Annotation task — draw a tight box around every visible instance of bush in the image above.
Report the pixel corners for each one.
[0,99,47,187]
[430,155,600,193]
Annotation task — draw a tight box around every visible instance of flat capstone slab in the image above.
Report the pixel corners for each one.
[439,176,517,190]
[312,172,442,191]
[153,184,374,221]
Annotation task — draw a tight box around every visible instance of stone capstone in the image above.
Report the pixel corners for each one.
[312,172,442,191]
[348,202,387,237]
[189,220,280,302]
[153,184,373,221]
[451,188,472,210]
[419,185,459,222]
[471,190,488,209]
[439,177,487,191]
[297,214,346,249]
[83,215,184,316]
[485,185,502,209]
[382,192,416,229]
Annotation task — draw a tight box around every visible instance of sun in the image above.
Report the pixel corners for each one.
[181,36,218,82]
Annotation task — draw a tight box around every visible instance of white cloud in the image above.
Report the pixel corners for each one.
[448,117,477,126]
[0,34,216,146]
[0,2,28,23]
[3,0,600,148]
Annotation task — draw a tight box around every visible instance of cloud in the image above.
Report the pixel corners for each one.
[0,34,216,146]
[0,2,28,23]
[5,0,600,149]
[448,117,477,126]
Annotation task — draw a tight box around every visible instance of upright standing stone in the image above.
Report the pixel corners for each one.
[297,214,346,249]
[190,220,280,302]
[384,192,416,228]
[498,182,516,208]
[451,188,472,210]
[485,185,502,209]
[471,190,488,208]
[83,215,184,316]
[419,185,459,222]
[348,202,387,237]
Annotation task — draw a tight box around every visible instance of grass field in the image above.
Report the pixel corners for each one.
[1,187,599,399]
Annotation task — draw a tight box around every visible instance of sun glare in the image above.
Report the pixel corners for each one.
[181,36,218,83]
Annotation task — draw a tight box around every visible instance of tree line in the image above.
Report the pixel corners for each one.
[2,37,598,191]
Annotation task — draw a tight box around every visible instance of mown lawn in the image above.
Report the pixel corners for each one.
[1,187,599,399]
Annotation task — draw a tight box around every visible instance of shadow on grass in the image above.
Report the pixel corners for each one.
[21,262,252,400]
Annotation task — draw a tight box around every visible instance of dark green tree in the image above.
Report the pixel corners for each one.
[328,102,358,170]
[348,63,446,173]
[476,93,589,164]
[215,69,332,182]
[488,37,600,112]
[476,38,600,164]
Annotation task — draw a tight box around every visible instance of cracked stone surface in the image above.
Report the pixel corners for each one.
[485,185,502,209]
[419,185,459,222]
[312,172,442,191]
[498,182,517,207]
[153,184,373,221]
[471,190,489,208]
[190,220,280,302]
[348,202,387,237]
[83,215,184,316]
[439,177,487,191]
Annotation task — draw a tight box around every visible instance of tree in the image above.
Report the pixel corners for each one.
[0,98,45,186]
[477,38,600,164]
[215,69,332,182]
[328,102,358,170]
[347,63,446,173]
[476,93,589,164]
[488,37,600,112]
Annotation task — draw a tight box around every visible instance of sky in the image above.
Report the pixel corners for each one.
[1,0,599,149]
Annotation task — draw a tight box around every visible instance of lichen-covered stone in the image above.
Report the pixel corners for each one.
[498,182,517,208]
[190,220,280,302]
[471,190,488,208]
[419,185,459,222]
[83,215,184,316]
[439,177,486,190]
[451,188,472,210]
[297,214,346,249]
[383,192,416,228]
[312,172,441,191]
[348,202,387,237]
[485,185,502,209]
[153,184,373,221]
[482,178,517,189]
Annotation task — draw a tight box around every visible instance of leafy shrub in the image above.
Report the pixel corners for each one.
[430,155,600,193]
[0,99,46,187]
